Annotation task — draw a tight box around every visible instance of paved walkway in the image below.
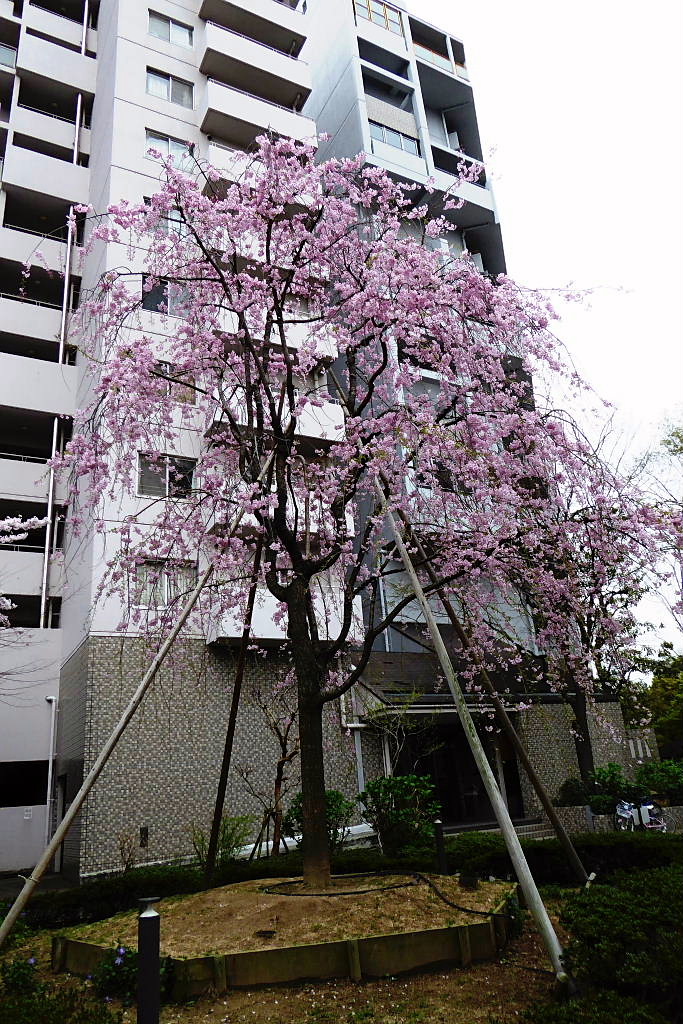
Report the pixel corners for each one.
[0,872,78,901]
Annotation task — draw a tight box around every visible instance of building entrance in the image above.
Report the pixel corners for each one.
[394,718,524,826]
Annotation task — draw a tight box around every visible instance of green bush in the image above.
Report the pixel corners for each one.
[92,942,174,1005]
[588,794,617,815]
[445,830,683,884]
[188,814,254,870]
[553,776,589,807]
[283,790,356,855]
[359,774,440,856]
[562,865,683,1016]
[0,956,40,995]
[0,982,123,1024]
[636,758,683,804]
[517,991,669,1024]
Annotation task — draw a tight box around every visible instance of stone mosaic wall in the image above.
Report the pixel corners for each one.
[70,637,358,877]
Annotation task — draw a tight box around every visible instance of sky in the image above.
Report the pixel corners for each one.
[414,0,683,445]
[412,0,683,649]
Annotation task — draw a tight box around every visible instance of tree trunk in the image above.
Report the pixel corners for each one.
[287,579,331,888]
[272,760,284,856]
[567,689,596,783]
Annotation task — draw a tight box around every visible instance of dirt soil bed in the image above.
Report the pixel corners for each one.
[63,874,512,958]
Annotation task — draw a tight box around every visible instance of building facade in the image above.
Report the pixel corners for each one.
[1,0,638,877]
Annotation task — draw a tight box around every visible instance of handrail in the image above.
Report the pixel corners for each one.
[207,77,310,116]
[1,543,47,552]
[0,451,50,464]
[28,0,83,27]
[413,42,452,72]
[3,221,69,241]
[206,21,308,63]
[0,290,62,309]
[16,102,84,126]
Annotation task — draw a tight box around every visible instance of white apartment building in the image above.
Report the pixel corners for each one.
[1,0,630,878]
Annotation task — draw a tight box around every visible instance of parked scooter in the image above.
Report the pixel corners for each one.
[614,797,669,832]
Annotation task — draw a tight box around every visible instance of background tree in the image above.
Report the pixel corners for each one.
[59,138,672,886]
[643,643,683,759]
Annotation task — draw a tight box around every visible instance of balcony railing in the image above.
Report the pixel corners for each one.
[0,290,62,309]
[413,42,451,72]
[0,42,17,69]
[206,21,308,63]
[207,77,305,113]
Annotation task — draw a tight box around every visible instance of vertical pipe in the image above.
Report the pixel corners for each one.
[80,0,89,55]
[39,417,59,628]
[73,93,82,164]
[58,207,74,365]
[353,729,365,793]
[43,696,57,848]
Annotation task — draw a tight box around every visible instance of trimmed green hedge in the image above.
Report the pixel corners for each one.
[445,830,683,884]
[516,991,670,1024]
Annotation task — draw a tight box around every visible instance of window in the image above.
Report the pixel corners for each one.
[148,11,193,47]
[145,130,193,168]
[146,68,193,108]
[137,454,196,498]
[133,561,197,607]
[368,120,420,156]
[142,275,189,317]
[154,361,196,404]
[354,0,403,35]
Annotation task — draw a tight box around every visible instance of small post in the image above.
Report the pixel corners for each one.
[434,818,448,874]
[138,897,161,1024]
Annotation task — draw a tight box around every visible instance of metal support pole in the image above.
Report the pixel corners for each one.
[73,93,82,164]
[39,416,59,627]
[376,486,568,983]
[43,696,57,848]
[80,0,89,55]
[138,897,161,1024]
[433,818,448,874]
[58,208,74,364]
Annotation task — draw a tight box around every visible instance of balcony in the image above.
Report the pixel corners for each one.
[12,103,90,156]
[212,392,344,444]
[0,42,17,70]
[201,78,315,148]
[199,0,307,57]
[16,30,96,94]
[0,294,62,341]
[0,351,76,415]
[1,141,89,204]
[0,549,43,595]
[201,21,311,110]
[207,581,352,644]
[24,0,96,53]
[0,454,67,502]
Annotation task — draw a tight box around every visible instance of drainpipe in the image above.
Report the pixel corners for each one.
[58,207,74,365]
[39,417,59,628]
[44,696,57,847]
[80,0,89,55]
[73,93,82,164]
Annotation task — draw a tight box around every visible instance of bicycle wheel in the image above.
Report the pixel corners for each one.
[661,809,677,834]
[614,814,634,832]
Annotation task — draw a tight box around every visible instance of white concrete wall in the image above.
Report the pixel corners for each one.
[0,806,46,871]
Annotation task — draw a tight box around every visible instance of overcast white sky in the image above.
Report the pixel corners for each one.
[414,0,683,448]
[413,0,683,648]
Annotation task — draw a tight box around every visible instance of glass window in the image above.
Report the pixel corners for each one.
[354,0,369,20]
[134,561,164,606]
[369,120,384,141]
[402,135,418,155]
[170,19,193,46]
[148,12,169,40]
[142,277,169,313]
[165,563,197,603]
[384,128,401,149]
[138,454,196,498]
[146,69,169,100]
[138,455,166,497]
[170,76,193,108]
[149,11,193,46]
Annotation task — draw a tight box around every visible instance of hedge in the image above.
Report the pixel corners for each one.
[445,830,683,884]
[516,991,670,1024]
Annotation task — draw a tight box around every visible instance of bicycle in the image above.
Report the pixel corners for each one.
[614,798,677,833]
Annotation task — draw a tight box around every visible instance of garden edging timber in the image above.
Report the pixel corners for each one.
[51,886,517,999]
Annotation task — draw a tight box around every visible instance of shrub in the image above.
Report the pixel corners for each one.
[445,830,683,884]
[283,790,356,855]
[92,942,174,1005]
[554,776,589,807]
[0,956,40,995]
[0,982,123,1024]
[636,759,683,804]
[517,991,669,1024]
[359,774,440,856]
[188,814,254,870]
[588,794,617,815]
[562,865,683,1016]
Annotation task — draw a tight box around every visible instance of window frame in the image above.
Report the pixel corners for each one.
[368,120,420,156]
[137,453,196,499]
[146,67,194,109]
[133,559,197,608]
[145,129,193,167]
[354,0,403,35]
[148,10,194,47]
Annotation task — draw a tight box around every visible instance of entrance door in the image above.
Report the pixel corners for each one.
[395,718,521,826]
